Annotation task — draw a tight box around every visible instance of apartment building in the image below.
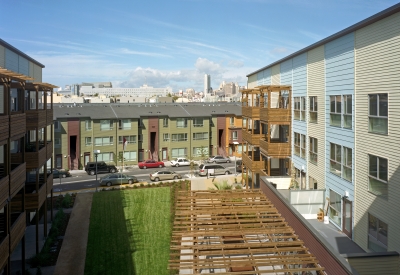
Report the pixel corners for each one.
[53,102,242,169]
[0,39,56,274]
[246,3,400,254]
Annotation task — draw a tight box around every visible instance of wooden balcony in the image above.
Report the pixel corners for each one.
[46,141,53,160]
[26,145,47,170]
[10,212,26,251]
[25,109,47,130]
[242,106,260,118]
[25,183,47,210]
[46,109,53,125]
[10,113,26,138]
[260,108,291,123]
[242,153,263,172]
[47,173,53,192]
[10,163,26,198]
[260,139,291,157]
[0,175,10,206]
[0,236,10,270]
[0,115,9,141]
[242,130,261,145]
[11,153,23,164]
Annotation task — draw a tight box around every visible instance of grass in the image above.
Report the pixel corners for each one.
[84,187,172,275]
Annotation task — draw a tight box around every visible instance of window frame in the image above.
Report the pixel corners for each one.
[294,97,301,120]
[172,133,188,142]
[54,121,61,131]
[176,118,188,128]
[163,118,168,128]
[309,96,317,123]
[163,133,170,141]
[330,143,342,177]
[85,120,92,131]
[193,118,203,127]
[94,136,113,146]
[309,137,318,164]
[343,146,352,182]
[118,119,131,130]
[368,94,388,134]
[368,213,388,252]
[368,154,388,197]
[330,95,342,127]
[343,95,352,129]
[118,135,136,144]
[193,132,208,140]
[100,120,113,131]
[232,131,238,140]
[85,137,92,146]
[294,132,300,157]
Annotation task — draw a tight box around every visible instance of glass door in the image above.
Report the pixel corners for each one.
[342,198,352,238]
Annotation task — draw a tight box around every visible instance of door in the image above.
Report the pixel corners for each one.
[84,153,90,167]
[162,148,167,161]
[342,198,352,238]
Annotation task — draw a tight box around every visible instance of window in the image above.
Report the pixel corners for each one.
[119,135,136,144]
[369,94,388,134]
[54,121,61,131]
[301,97,306,121]
[193,118,203,127]
[177,118,188,128]
[163,133,170,141]
[300,134,306,158]
[138,134,143,142]
[100,120,113,131]
[85,137,92,146]
[242,118,247,128]
[172,133,188,142]
[329,189,342,227]
[54,138,61,147]
[330,143,341,177]
[294,133,300,157]
[230,117,234,126]
[330,95,341,127]
[97,152,114,162]
[123,151,137,161]
[163,118,168,127]
[343,147,352,182]
[368,155,388,197]
[119,119,131,130]
[55,154,62,169]
[85,120,92,131]
[309,176,318,189]
[193,132,208,140]
[171,148,187,158]
[309,137,318,164]
[368,213,388,252]
[343,95,352,129]
[294,97,301,120]
[94,136,113,146]
[309,97,317,123]
[193,147,209,157]
[232,131,238,140]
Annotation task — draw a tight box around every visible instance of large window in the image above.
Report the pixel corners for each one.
[172,133,188,142]
[94,136,113,146]
[118,135,136,144]
[309,137,318,164]
[294,133,306,159]
[294,97,301,120]
[177,118,188,128]
[123,151,137,161]
[368,213,388,252]
[309,96,317,123]
[97,152,114,162]
[329,189,342,227]
[368,154,388,197]
[85,120,92,131]
[193,147,209,157]
[301,97,306,121]
[100,120,113,131]
[343,95,352,129]
[294,133,300,157]
[330,95,341,127]
[369,94,388,134]
[193,118,203,127]
[163,118,168,127]
[85,137,92,146]
[54,121,61,132]
[171,148,187,158]
[330,143,342,177]
[163,133,170,141]
[300,134,306,158]
[343,146,352,182]
[118,119,131,130]
[232,131,238,140]
[230,117,234,126]
[193,132,208,140]
[54,138,61,148]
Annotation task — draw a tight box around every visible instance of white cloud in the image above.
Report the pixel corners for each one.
[195,58,225,75]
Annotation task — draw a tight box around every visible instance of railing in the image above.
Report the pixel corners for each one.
[46,141,53,160]
[25,183,47,210]
[260,108,291,123]
[242,130,261,145]
[0,115,9,141]
[47,173,53,193]
[10,163,26,197]
[242,106,260,118]
[0,236,10,270]
[10,212,26,251]
[10,113,26,138]
[242,153,263,171]
[26,109,47,129]
[26,145,47,169]
[46,109,53,125]
[0,175,10,205]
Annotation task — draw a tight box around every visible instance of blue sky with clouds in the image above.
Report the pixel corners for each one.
[1,0,398,92]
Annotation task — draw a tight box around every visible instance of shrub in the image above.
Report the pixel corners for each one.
[62,193,72,208]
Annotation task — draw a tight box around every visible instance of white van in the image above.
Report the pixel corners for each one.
[197,164,231,176]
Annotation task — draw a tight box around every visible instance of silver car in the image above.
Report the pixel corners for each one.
[150,170,182,182]
[207,155,231,163]
[99,173,138,186]
[197,164,231,177]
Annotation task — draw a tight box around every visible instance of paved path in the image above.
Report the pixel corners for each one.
[53,193,93,275]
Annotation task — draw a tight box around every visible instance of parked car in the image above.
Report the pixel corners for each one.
[85,161,118,175]
[150,170,182,182]
[50,168,71,178]
[170,157,190,167]
[138,159,165,169]
[99,173,138,186]
[197,164,231,177]
[207,155,231,163]
[236,160,245,173]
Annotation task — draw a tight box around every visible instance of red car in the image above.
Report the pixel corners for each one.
[138,159,165,169]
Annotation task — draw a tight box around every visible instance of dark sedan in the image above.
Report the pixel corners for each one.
[50,169,71,178]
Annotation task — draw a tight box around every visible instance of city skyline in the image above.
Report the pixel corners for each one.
[1,0,398,91]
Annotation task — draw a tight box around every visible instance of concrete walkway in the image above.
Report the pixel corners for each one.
[53,193,93,275]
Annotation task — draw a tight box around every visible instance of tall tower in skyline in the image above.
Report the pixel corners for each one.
[204,74,211,94]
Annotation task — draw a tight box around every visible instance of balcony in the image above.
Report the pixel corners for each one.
[46,141,53,160]
[25,183,47,210]
[47,173,53,192]
[10,113,26,138]
[26,144,47,169]
[10,212,26,251]
[26,109,47,130]
[46,109,53,125]
[0,115,9,141]
[260,108,291,123]
[10,163,26,197]
[260,139,291,157]
[242,130,261,145]
[242,106,260,118]
[242,153,263,172]
[0,236,10,270]
[0,175,10,205]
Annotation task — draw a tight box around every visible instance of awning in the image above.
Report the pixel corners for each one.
[233,141,239,144]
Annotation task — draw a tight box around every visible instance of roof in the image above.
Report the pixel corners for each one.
[0,67,34,82]
[0,39,45,68]
[169,189,325,274]
[247,2,400,77]
[53,102,242,120]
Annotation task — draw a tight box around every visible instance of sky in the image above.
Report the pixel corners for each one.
[1,0,399,92]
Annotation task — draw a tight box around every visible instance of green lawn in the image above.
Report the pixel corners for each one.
[84,187,172,275]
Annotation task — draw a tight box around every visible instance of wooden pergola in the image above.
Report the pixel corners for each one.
[169,190,325,274]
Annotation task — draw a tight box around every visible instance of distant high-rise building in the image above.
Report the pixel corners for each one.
[204,74,211,94]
